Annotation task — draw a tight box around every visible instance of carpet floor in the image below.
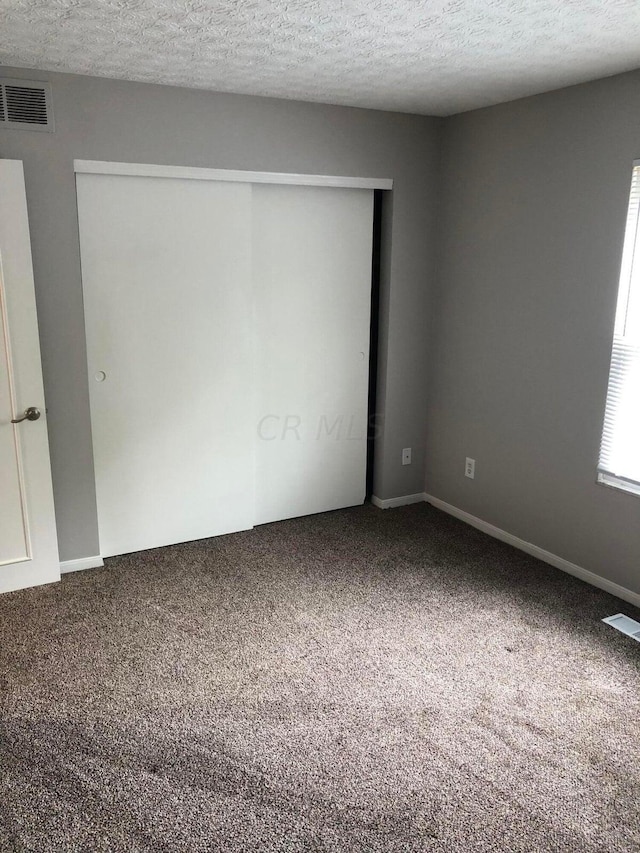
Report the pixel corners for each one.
[0,503,639,852]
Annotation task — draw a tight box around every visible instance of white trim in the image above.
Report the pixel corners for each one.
[60,555,104,574]
[73,160,393,190]
[371,492,427,509]
[597,471,640,498]
[0,259,32,562]
[424,494,640,609]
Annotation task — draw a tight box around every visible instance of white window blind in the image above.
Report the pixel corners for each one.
[598,161,640,495]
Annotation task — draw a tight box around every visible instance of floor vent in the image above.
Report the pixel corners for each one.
[602,613,640,642]
[0,79,54,132]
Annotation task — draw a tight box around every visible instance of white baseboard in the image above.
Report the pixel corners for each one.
[60,555,104,574]
[56,497,640,610]
[425,494,640,610]
[371,492,427,510]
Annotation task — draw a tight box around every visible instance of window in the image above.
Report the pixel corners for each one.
[598,161,640,496]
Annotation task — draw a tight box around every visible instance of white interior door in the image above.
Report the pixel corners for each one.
[0,160,59,595]
[76,174,255,558]
[252,184,373,525]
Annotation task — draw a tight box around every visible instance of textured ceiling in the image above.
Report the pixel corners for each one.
[1,0,640,115]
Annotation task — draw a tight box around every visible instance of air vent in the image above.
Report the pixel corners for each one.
[602,613,640,642]
[0,79,54,132]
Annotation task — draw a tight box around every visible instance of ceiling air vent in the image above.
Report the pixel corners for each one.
[0,79,54,132]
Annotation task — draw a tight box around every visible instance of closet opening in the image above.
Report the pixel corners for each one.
[75,161,392,557]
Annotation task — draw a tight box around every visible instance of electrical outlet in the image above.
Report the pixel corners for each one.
[402,447,412,466]
[465,457,475,479]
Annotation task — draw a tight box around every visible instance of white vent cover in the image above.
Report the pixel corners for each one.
[0,79,53,132]
[603,613,640,642]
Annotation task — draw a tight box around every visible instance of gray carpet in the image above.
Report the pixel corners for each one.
[1,503,639,852]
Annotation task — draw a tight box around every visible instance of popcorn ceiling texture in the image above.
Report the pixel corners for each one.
[1,503,639,851]
[1,0,640,114]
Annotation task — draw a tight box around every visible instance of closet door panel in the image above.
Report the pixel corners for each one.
[77,174,255,557]
[253,184,373,525]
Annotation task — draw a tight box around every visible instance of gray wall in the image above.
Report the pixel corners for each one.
[428,69,640,595]
[0,66,441,561]
[5,62,639,596]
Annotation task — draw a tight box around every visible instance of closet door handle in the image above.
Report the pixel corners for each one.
[11,406,41,423]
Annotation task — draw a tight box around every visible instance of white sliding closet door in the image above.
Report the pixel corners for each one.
[77,174,255,557]
[252,185,373,525]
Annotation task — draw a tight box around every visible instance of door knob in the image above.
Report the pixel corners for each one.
[11,406,41,423]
